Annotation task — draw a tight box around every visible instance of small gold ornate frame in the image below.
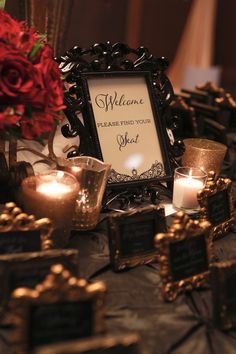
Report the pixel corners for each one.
[10,264,107,354]
[211,259,236,330]
[155,211,213,301]
[34,333,140,354]
[198,172,235,240]
[107,205,167,271]
[0,249,79,310]
[0,202,54,252]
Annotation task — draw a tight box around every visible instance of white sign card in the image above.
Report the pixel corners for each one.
[86,72,170,185]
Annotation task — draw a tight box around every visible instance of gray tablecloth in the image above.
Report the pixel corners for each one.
[2,217,236,354]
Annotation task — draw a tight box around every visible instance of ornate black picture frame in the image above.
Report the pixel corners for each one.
[155,211,213,301]
[80,71,172,186]
[107,205,166,271]
[56,42,183,189]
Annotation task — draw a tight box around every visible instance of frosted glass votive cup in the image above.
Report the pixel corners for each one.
[172,167,207,212]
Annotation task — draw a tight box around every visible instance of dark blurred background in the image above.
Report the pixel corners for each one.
[4,0,236,94]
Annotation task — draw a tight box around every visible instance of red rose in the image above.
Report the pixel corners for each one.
[0,10,21,45]
[37,46,65,112]
[0,10,65,141]
[33,44,53,64]
[0,10,40,55]
[17,25,41,56]
[20,112,54,139]
[0,105,23,130]
[0,42,47,108]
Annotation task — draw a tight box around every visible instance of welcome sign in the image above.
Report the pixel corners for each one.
[84,72,171,186]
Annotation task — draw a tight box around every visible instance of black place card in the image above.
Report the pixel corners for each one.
[0,230,41,254]
[107,205,167,271]
[29,300,93,349]
[0,249,79,310]
[211,260,236,330]
[10,265,106,354]
[155,211,213,301]
[198,175,235,239]
[207,189,230,226]
[169,233,208,282]
[34,333,140,354]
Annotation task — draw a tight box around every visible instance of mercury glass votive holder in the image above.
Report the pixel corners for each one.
[181,138,227,176]
[21,170,79,248]
[172,167,207,212]
[60,156,111,231]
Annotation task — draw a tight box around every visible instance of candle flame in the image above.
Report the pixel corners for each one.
[71,166,81,173]
[37,180,71,197]
[187,168,193,183]
[57,170,64,179]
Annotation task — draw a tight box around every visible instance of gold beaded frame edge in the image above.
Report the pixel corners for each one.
[197,175,235,240]
[107,205,166,271]
[0,202,54,250]
[155,211,213,302]
[9,264,107,354]
[33,333,140,354]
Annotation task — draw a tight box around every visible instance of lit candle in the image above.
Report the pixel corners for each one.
[173,167,207,211]
[21,171,79,247]
[37,180,72,196]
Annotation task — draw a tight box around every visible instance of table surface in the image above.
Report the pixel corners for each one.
[1,214,236,354]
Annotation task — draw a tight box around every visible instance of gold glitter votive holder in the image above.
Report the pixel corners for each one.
[61,156,111,231]
[181,138,227,176]
[21,171,79,248]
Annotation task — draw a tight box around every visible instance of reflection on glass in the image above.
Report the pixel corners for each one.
[61,156,110,231]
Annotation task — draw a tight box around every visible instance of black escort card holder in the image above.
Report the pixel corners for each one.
[0,249,79,311]
[10,264,106,354]
[198,173,235,240]
[211,259,236,330]
[155,211,213,301]
[0,203,78,316]
[34,333,140,354]
[0,202,54,253]
[107,205,167,271]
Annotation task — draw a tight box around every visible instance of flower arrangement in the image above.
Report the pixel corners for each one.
[0,9,64,140]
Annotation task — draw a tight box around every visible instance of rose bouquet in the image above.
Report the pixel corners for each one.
[0,9,64,140]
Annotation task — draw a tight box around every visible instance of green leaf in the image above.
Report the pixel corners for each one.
[53,118,60,126]
[29,41,42,61]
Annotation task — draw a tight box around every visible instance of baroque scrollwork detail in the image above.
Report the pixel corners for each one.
[55,42,181,163]
[56,42,173,109]
[108,161,165,183]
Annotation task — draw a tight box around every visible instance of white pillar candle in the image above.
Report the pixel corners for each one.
[173,176,204,210]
